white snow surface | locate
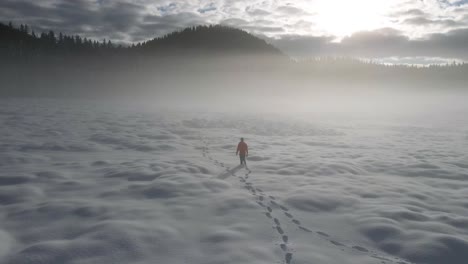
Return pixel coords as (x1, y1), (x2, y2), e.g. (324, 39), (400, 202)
(1, 98), (468, 264)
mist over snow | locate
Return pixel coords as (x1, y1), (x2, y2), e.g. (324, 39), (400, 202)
(1, 98), (468, 264)
(2, 0), (468, 263)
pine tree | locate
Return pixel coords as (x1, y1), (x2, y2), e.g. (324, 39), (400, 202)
(58, 33), (64, 44)
(48, 30), (56, 45)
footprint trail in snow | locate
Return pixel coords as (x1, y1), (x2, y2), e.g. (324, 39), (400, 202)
(200, 139), (413, 264)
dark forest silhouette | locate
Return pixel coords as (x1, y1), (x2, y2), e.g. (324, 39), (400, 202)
(1, 22), (282, 58)
(1, 22), (467, 97)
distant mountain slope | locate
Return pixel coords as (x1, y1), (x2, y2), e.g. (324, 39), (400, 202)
(138, 25), (284, 56)
(0, 22), (283, 58)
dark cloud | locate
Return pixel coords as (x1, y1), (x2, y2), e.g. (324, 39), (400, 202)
(0, 0), (50, 17)
(338, 28), (409, 57)
(245, 8), (271, 16)
(443, 0), (468, 7)
(391, 8), (428, 17)
(220, 17), (285, 35)
(271, 27), (468, 59)
(143, 11), (203, 25)
(220, 18), (249, 26)
(0, 0), (145, 41)
(403, 17), (463, 27)
(198, 3), (217, 14)
(244, 25), (285, 33)
(276, 5), (308, 15)
(391, 7), (465, 29)
(0, 0), (207, 42)
(269, 35), (336, 57)
(157, 3), (177, 13)
(101, 2), (145, 32)
(136, 12), (205, 41)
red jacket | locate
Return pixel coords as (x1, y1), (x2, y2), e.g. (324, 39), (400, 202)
(237, 141), (248, 155)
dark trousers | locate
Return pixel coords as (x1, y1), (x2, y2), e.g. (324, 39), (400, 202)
(239, 154), (246, 165)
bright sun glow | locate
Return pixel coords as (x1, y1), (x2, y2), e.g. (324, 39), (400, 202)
(312, 0), (394, 37)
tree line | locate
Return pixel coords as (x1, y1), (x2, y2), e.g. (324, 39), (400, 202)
(0, 21), (467, 97)
(0, 22), (284, 59)
(2, 21), (467, 69)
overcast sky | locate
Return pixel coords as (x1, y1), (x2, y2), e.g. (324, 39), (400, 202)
(1, 0), (468, 62)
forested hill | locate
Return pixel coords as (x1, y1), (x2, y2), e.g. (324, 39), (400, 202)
(138, 25), (282, 55)
(0, 22), (283, 58)
(0, 22), (117, 57)
(1, 21), (468, 98)
(0, 22), (287, 97)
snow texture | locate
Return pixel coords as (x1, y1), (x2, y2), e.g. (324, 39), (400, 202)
(1, 98), (468, 264)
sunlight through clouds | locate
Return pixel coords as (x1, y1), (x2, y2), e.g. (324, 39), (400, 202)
(311, 0), (395, 37)
(1, 0), (467, 40)
(0, 0), (467, 61)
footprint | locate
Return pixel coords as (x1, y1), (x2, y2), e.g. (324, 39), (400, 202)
(256, 188), (263, 192)
(257, 201), (266, 207)
(371, 255), (392, 262)
(265, 212), (272, 218)
(276, 226), (284, 235)
(299, 226), (313, 232)
(352, 246), (369, 252)
(274, 218), (281, 226)
(317, 231), (330, 237)
(330, 240), (345, 247)
(270, 200), (279, 207)
(285, 253), (293, 264)
(279, 205), (289, 211)
(280, 244), (287, 251)
(259, 196), (264, 201)
(292, 219), (301, 225)
(269, 195), (276, 200)
(282, 235), (288, 243)
(284, 212), (293, 218)
(267, 207), (272, 212)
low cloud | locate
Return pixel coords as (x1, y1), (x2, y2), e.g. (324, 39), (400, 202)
(403, 17), (463, 27)
(270, 27), (468, 60)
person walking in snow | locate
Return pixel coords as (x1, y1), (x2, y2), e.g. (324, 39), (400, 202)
(236, 137), (248, 165)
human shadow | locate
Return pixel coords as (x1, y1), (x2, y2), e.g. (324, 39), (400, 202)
(217, 164), (243, 179)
